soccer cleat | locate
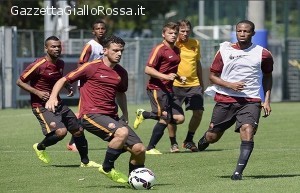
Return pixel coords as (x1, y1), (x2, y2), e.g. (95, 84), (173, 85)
(133, 109), (145, 129)
(231, 172), (243, 180)
(198, 136), (210, 151)
(170, 144), (180, 153)
(98, 165), (128, 184)
(182, 141), (198, 152)
(32, 143), (50, 164)
(80, 161), (101, 168)
(146, 148), (162, 155)
(66, 143), (78, 152)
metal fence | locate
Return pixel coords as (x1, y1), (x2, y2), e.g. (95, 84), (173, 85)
(1, 28), (300, 109)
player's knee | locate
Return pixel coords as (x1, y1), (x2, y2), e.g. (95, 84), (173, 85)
(55, 128), (67, 138)
(71, 129), (84, 137)
(114, 127), (129, 140)
(132, 143), (146, 156)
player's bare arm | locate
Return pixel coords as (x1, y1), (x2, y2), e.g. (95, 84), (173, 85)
(16, 78), (50, 101)
(262, 72), (272, 117)
(209, 71), (245, 91)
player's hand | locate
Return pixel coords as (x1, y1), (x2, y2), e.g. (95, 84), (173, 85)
(37, 91), (50, 102)
(119, 115), (129, 125)
(166, 73), (178, 81)
(179, 76), (187, 84)
(45, 98), (58, 113)
(229, 81), (245, 92)
(261, 103), (271, 118)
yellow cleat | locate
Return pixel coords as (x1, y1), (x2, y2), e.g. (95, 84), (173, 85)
(98, 165), (128, 184)
(133, 109), (145, 129)
(80, 161), (101, 168)
(146, 148), (162, 155)
(32, 143), (50, 164)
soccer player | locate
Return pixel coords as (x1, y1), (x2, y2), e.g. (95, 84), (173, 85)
(133, 22), (185, 154)
(46, 35), (146, 185)
(16, 36), (100, 167)
(67, 19), (107, 152)
(171, 19), (204, 152)
(197, 20), (273, 180)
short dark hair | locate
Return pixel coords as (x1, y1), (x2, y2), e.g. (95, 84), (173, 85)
(44, 36), (60, 46)
(162, 22), (179, 33)
(236, 20), (255, 32)
(177, 19), (192, 29)
(92, 19), (106, 30)
(102, 35), (125, 48)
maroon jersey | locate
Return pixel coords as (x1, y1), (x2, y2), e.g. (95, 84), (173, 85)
(210, 43), (274, 103)
(146, 42), (180, 92)
(65, 59), (128, 118)
(19, 57), (64, 108)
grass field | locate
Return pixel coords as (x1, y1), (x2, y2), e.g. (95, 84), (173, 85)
(1, 102), (300, 193)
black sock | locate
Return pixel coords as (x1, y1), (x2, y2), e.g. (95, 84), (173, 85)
(169, 136), (177, 145)
(103, 147), (124, 172)
(73, 134), (89, 164)
(185, 131), (195, 142)
(69, 136), (75, 145)
(234, 141), (254, 174)
(38, 132), (61, 150)
(129, 163), (145, 175)
(147, 122), (167, 150)
(142, 111), (159, 120)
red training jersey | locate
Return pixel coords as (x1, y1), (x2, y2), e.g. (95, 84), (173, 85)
(65, 59), (128, 118)
(19, 57), (64, 108)
(146, 42), (180, 92)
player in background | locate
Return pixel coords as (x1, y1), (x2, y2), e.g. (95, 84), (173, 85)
(46, 35), (147, 185)
(133, 22), (185, 154)
(67, 19), (107, 152)
(16, 36), (100, 167)
(197, 20), (273, 180)
(170, 19), (204, 152)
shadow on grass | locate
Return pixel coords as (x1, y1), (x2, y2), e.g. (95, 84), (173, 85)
(220, 174), (300, 179)
(51, 164), (80, 167)
(163, 149), (225, 154)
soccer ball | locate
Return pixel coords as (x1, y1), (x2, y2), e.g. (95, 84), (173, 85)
(128, 167), (155, 190)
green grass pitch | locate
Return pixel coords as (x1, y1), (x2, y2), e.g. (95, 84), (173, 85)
(1, 102), (300, 193)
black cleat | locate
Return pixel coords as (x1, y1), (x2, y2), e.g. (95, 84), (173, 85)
(231, 173), (243, 180)
(197, 136), (209, 151)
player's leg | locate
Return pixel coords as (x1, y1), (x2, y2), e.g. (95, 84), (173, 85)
(82, 114), (128, 184)
(231, 102), (260, 180)
(198, 102), (235, 151)
(32, 106), (68, 163)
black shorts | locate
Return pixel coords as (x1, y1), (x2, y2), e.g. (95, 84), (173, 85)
(147, 89), (184, 120)
(32, 103), (79, 135)
(208, 102), (262, 133)
(173, 85), (204, 111)
(81, 114), (142, 146)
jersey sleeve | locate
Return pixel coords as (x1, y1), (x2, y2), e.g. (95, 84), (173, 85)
(78, 44), (92, 65)
(261, 48), (274, 74)
(116, 65), (128, 93)
(210, 50), (223, 73)
(146, 45), (163, 68)
(19, 58), (45, 82)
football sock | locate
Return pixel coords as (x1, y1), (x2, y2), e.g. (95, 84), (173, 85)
(143, 111), (159, 120)
(234, 140), (254, 174)
(185, 131), (195, 142)
(39, 132), (61, 149)
(73, 134), (89, 164)
(147, 122), (167, 150)
(169, 136), (178, 145)
(129, 163), (145, 174)
(103, 147), (124, 172)
(69, 136), (75, 145)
